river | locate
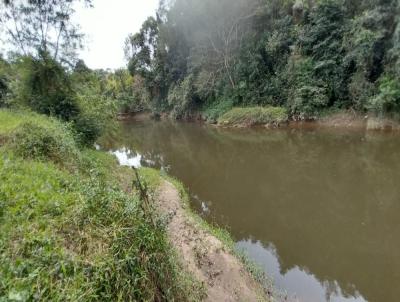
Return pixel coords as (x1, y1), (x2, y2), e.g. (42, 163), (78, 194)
(99, 119), (400, 302)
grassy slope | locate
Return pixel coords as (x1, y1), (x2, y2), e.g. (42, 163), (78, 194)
(0, 110), (202, 301)
(218, 106), (288, 127)
(0, 110), (55, 135)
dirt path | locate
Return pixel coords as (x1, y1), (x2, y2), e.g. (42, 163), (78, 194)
(156, 180), (270, 302)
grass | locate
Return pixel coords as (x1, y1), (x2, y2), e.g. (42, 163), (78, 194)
(0, 109), (80, 169)
(0, 109), (203, 301)
(0, 109), (55, 136)
(201, 99), (233, 123)
(218, 106), (288, 127)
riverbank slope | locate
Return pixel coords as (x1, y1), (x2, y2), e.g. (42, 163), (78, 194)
(124, 108), (400, 131)
(0, 109), (271, 301)
(140, 168), (270, 301)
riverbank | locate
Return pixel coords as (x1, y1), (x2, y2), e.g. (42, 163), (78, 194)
(139, 168), (272, 301)
(0, 109), (271, 301)
(123, 108), (400, 132)
(217, 108), (400, 131)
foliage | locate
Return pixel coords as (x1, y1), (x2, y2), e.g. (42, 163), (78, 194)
(0, 0), (91, 65)
(71, 65), (148, 115)
(125, 0), (400, 119)
(368, 75), (400, 113)
(8, 120), (80, 167)
(202, 99), (234, 123)
(125, 16), (169, 111)
(167, 75), (196, 119)
(4, 55), (119, 145)
(73, 92), (116, 146)
(218, 107), (288, 127)
(0, 56), (10, 106)
(16, 54), (80, 121)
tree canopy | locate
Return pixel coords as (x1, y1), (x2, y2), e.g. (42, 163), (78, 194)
(0, 0), (91, 65)
(125, 0), (400, 120)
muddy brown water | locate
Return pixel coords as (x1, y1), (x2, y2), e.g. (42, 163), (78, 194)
(99, 120), (400, 302)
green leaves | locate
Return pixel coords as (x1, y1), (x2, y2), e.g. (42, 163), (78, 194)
(368, 75), (400, 112)
(0, 0), (87, 64)
(16, 54), (79, 121)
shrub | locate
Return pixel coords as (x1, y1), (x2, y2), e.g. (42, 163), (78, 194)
(348, 71), (376, 110)
(283, 56), (330, 120)
(73, 93), (116, 146)
(202, 99), (234, 123)
(0, 59), (9, 107)
(368, 75), (400, 113)
(290, 85), (329, 120)
(72, 112), (102, 147)
(168, 75), (196, 119)
(9, 120), (80, 166)
(218, 106), (288, 126)
(16, 54), (79, 121)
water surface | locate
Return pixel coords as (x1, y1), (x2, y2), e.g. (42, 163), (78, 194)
(100, 120), (400, 302)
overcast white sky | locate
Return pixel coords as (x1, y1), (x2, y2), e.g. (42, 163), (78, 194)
(74, 0), (159, 70)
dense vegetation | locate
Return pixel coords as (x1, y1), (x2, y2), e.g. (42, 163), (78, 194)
(2, 0), (398, 124)
(125, 0), (400, 121)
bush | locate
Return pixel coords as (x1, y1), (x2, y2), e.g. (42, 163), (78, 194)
(0, 56), (11, 107)
(218, 106), (288, 126)
(202, 99), (234, 123)
(368, 75), (400, 113)
(290, 85), (329, 120)
(9, 120), (80, 166)
(168, 75), (196, 119)
(284, 57), (329, 120)
(72, 112), (103, 147)
(348, 71), (376, 110)
(73, 93), (117, 146)
(16, 54), (80, 121)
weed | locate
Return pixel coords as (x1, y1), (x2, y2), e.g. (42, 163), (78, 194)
(218, 106), (288, 127)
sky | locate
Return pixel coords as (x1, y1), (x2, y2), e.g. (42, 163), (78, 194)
(73, 0), (159, 70)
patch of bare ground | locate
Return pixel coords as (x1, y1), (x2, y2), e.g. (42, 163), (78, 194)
(317, 111), (367, 129)
(317, 111), (400, 131)
(117, 111), (152, 121)
(156, 180), (270, 302)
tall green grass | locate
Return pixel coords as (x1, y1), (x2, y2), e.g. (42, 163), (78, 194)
(0, 109), (55, 135)
(0, 109), (203, 301)
(218, 106), (288, 127)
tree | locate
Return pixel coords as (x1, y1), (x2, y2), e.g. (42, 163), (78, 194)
(124, 0), (399, 119)
(0, 0), (92, 65)
(16, 52), (79, 120)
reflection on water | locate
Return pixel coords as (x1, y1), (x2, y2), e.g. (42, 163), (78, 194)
(237, 240), (366, 302)
(112, 147), (142, 168)
(111, 147), (156, 168)
(99, 120), (400, 302)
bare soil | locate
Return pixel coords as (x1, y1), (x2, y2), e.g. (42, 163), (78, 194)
(312, 112), (400, 131)
(117, 112), (152, 121)
(156, 180), (270, 302)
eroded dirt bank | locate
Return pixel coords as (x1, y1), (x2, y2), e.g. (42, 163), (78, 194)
(121, 111), (400, 132)
(156, 180), (270, 302)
